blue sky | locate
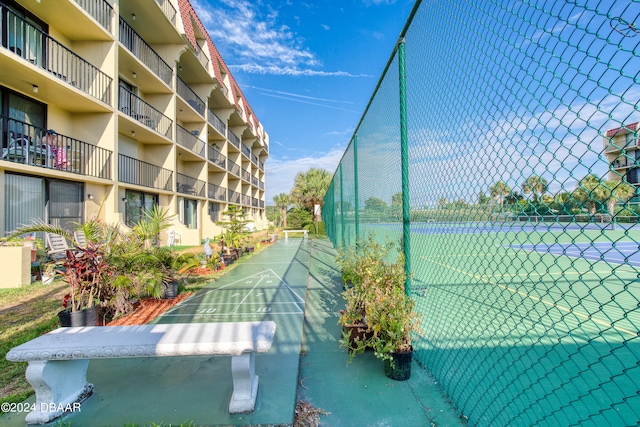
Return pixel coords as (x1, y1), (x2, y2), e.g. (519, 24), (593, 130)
(192, 0), (416, 204)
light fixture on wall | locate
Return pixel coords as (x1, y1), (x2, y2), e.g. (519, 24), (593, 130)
(32, 85), (38, 93)
(132, 14), (136, 21)
(122, 197), (127, 202)
(179, 66), (183, 71)
(132, 72), (137, 79)
(87, 194), (94, 200)
(131, 130), (135, 137)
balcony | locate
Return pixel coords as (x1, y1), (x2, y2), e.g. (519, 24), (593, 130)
(251, 176), (258, 187)
(242, 194), (251, 206)
(241, 144), (251, 159)
(259, 160), (264, 171)
(228, 189), (241, 204)
(251, 153), (258, 166)
(252, 197), (259, 208)
(259, 180), (264, 190)
(227, 160), (240, 177)
(208, 108), (226, 137)
(1, 6), (112, 104)
(192, 41), (210, 72)
(177, 126), (205, 157)
(208, 183), (226, 202)
(176, 172), (205, 197)
(119, 86), (173, 137)
(119, 17), (172, 87)
(228, 130), (240, 149)
(1, 116), (111, 179)
(73, 0), (113, 31)
(177, 77), (205, 116)
(118, 154), (172, 191)
(241, 168), (251, 182)
(604, 138), (638, 154)
(154, 0), (177, 27)
(207, 145), (226, 169)
(260, 200), (264, 209)
(611, 158), (637, 170)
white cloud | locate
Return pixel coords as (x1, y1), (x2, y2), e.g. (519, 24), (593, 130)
(321, 24), (330, 31)
(265, 148), (345, 204)
(229, 63), (371, 78)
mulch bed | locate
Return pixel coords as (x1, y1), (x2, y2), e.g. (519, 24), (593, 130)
(107, 292), (193, 326)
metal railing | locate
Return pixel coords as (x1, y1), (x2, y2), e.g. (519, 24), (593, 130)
(154, 0), (176, 27)
(260, 200), (264, 209)
(207, 108), (226, 136)
(227, 160), (240, 177)
(228, 130), (240, 149)
(176, 172), (205, 197)
(119, 17), (172, 87)
(251, 176), (258, 187)
(259, 160), (264, 171)
(241, 167), (250, 182)
(73, 0), (113, 31)
(177, 77), (205, 116)
(251, 153), (258, 165)
(227, 189), (240, 204)
(118, 85), (173, 137)
(192, 41), (209, 71)
(241, 194), (251, 206)
(207, 145), (226, 169)
(240, 144), (250, 159)
(251, 197), (258, 207)
(208, 183), (226, 201)
(1, 5), (112, 104)
(176, 125), (205, 157)
(0, 116), (111, 179)
(258, 180), (264, 190)
(118, 154), (172, 191)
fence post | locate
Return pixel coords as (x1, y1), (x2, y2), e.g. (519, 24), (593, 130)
(353, 135), (359, 242)
(398, 37), (411, 295)
(339, 163), (345, 248)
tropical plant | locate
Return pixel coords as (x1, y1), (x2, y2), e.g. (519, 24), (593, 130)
(290, 168), (331, 221)
(573, 174), (607, 214)
(273, 193), (291, 228)
(522, 175), (548, 203)
(132, 205), (175, 248)
(489, 180), (511, 208)
(603, 179), (636, 217)
(216, 205), (250, 254)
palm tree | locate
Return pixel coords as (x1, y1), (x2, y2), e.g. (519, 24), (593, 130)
(522, 175), (548, 203)
(573, 174), (607, 214)
(489, 181), (511, 208)
(603, 180), (635, 218)
(273, 193), (291, 228)
(290, 168), (331, 221)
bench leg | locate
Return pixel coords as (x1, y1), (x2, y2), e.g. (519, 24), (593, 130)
(229, 353), (258, 413)
(23, 360), (93, 424)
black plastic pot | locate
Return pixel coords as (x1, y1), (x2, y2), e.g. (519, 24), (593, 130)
(383, 347), (413, 381)
(58, 305), (99, 327)
(163, 281), (179, 299)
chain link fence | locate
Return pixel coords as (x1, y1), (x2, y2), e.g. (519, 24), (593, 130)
(323, 0), (640, 425)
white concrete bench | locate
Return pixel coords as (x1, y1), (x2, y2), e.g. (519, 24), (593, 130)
(283, 229), (308, 240)
(6, 321), (276, 424)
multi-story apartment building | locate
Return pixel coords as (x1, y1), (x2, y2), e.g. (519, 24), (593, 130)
(0, 0), (268, 245)
(604, 122), (639, 194)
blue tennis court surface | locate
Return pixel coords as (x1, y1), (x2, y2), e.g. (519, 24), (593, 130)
(511, 241), (640, 267)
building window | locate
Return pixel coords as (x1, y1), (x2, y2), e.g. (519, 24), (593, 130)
(209, 202), (221, 222)
(1, 86), (46, 151)
(178, 197), (198, 229)
(124, 190), (158, 227)
(4, 173), (82, 235)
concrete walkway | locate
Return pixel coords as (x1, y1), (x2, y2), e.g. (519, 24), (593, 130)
(2, 237), (463, 426)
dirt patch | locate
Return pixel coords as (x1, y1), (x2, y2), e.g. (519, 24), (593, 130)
(107, 292), (193, 326)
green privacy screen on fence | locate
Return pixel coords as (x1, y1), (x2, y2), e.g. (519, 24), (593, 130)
(322, 0), (640, 425)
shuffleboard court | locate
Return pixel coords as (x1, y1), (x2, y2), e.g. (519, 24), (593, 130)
(162, 269), (305, 320)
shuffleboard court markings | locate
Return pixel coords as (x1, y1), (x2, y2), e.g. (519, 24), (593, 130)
(419, 254), (637, 337)
(161, 269), (305, 320)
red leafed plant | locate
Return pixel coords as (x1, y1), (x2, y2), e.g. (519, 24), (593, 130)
(60, 242), (113, 313)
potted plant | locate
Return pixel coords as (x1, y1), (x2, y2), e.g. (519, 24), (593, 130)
(337, 235), (418, 381)
(41, 262), (58, 284)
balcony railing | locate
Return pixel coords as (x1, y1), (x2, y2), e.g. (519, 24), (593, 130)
(207, 108), (226, 136)
(251, 176), (258, 187)
(207, 145), (226, 169)
(251, 153), (258, 165)
(1, 116), (111, 179)
(228, 130), (240, 149)
(259, 180), (264, 190)
(252, 197), (258, 208)
(177, 77), (205, 116)
(612, 159), (637, 169)
(1, 6), (112, 104)
(177, 126), (205, 157)
(228, 189), (241, 204)
(119, 86), (173, 137)
(604, 137), (639, 153)
(241, 144), (250, 159)
(242, 194), (251, 206)
(260, 200), (264, 209)
(73, 0), (113, 31)
(192, 41), (209, 71)
(155, 0), (177, 26)
(227, 160), (240, 177)
(119, 18), (172, 87)
(208, 183), (226, 201)
(176, 172), (205, 197)
(259, 160), (264, 171)
(241, 168), (250, 182)
(118, 154), (172, 191)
